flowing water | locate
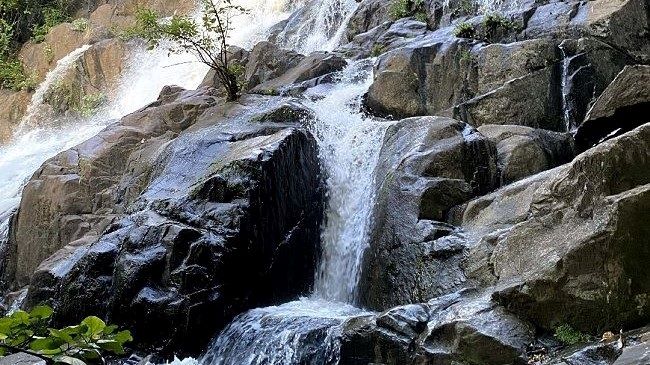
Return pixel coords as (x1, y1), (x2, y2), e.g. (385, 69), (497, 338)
(0, 0), (294, 251)
(1, 0), (389, 363)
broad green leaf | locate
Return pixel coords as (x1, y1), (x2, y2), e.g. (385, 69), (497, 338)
(113, 330), (133, 344)
(97, 339), (124, 354)
(53, 355), (87, 365)
(81, 316), (105, 337)
(30, 336), (64, 351)
(30, 305), (54, 319)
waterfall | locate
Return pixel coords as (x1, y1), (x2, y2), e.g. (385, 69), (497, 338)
(0, 0), (293, 257)
(198, 58), (387, 365)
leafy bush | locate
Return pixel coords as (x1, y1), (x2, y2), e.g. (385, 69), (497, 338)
(0, 305), (132, 364)
(554, 324), (590, 346)
(71, 18), (89, 32)
(32, 6), (69, 43)
(77, 92), (106, 116)
(124, 0), (248, 101)
(371, 44), (386, 57)
(454, 22), (475, 38)
(389, 0), (428, 22)
(0, 58), (36, 91)
(482, 12), (519, 41)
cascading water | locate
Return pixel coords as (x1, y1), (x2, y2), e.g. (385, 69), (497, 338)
(0, 0), (294, 251)
(197, 60), (388, 365)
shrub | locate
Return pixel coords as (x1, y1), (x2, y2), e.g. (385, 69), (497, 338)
(0, 58), (36, 91)
(554, 324), (591, 346)
(389, 0), (428, 22)
(124, 0), (248, 101)
(71, 18), (89, 32)
(0, 305), (132, 364)
(454, 22), (476, 38)
(482, 12), (519, 41)
(371, 44), (386, 57)
(77, 92), (106, 116)
(32, 7), (69, 43)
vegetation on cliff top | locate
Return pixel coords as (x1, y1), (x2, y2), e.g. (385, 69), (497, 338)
(0, 305), (132, 364)
(0, 0), (75, 90)
(124, 0), (248, 101)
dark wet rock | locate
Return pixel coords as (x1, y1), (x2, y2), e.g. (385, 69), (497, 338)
(360, 116), (497, 309)
(477, 124), (575, 185)
(558, 38), (632, 131)
(250, 52), (347, 95)
(340, 290), (534, 365)
(244, 41), (305, 90)
(575, 65), (650, 151)
(10, 94), (323, 356)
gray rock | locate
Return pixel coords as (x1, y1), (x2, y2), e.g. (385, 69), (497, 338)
(244, 41), (305, 90)
(0, 353), (46, 365)
(360, 116), (497, 309)
(477, 124), (575, 185)
(250, 52), (347, 95)
(340, 290), (534, 365)
(575, 65), (650, 151)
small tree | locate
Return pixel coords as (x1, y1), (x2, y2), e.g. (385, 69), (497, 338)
(126, 0), (248, 101)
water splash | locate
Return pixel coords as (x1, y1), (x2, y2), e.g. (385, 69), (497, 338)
(275, 0), (358, 54)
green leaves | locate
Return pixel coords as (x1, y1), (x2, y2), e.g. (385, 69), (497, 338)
(0, 305), (133, 364)
(123, 0), (248, 101)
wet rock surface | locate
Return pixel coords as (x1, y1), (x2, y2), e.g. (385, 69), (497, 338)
(1, 0), (649, 363)
(4, 89), (324, 355)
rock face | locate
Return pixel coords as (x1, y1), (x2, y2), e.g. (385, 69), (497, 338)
(4, 89), (324, 355)
(360, 116), (497, 310)
(477, 125), (574, 185)
(340, 290), (534, 365)
(575, 65), (650, 151)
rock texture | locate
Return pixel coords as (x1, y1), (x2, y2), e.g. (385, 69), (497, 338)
(360, 116), (497, 309)
(4, 89), (324, 355)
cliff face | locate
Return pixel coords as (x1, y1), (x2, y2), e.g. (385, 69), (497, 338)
(0, 0), (649, 363)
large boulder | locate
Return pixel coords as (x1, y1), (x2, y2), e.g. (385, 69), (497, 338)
(575, 65), (650, 151)
(360, 116), (497, 310)
(458, 122), (650, 334)
(250, 52), (347, 95)
(477, 124), (575, 185)
(340, 290), (534, 365)
(0, 90), (32, 143)
(11, 92), (324, 356)
(244, 41), (305, 90)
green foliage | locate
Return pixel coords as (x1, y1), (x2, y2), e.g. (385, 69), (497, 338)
(77, 93), (106, 116)
(32, 6), (69, 43)
(554, 324), (590, 346)
(371, 44), (386, 57)
(71, 18), (89, 32)
(454, 21), (475, 38)
(0, 58), (35, 91)
(389, 0), (428, 22)
(124, 0), (248, 101)
(0, 305), (133, 364)
(481, 12), (519, 41)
